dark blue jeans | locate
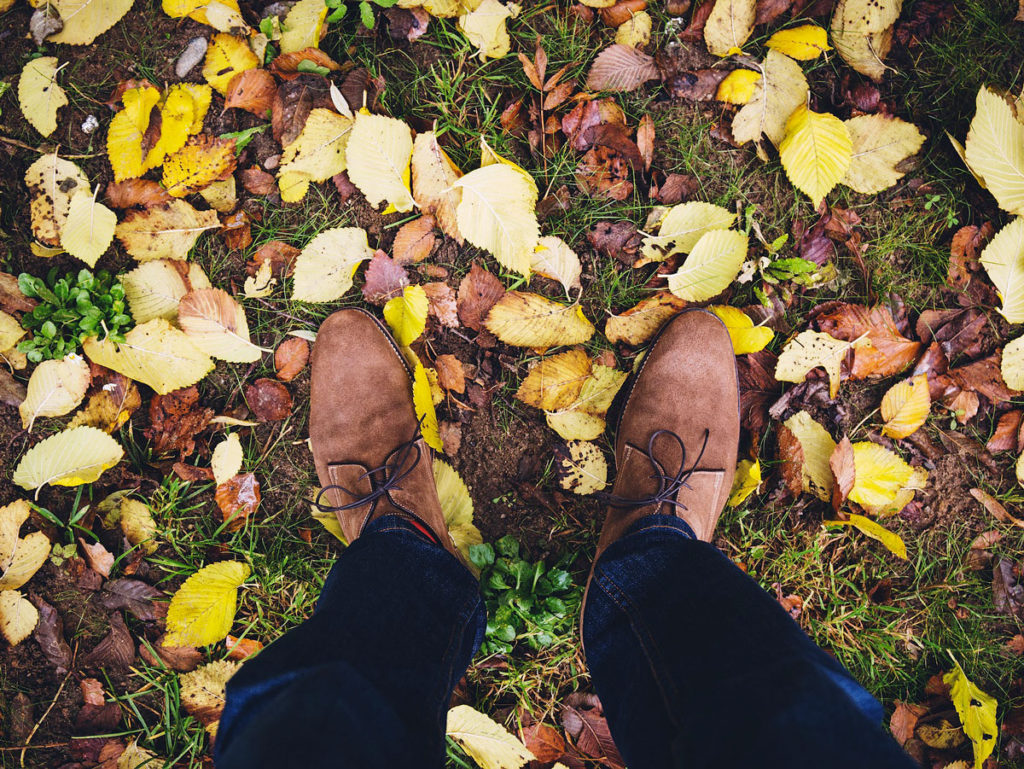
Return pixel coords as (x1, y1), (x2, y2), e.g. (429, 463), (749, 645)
(216, 515), (914, 768)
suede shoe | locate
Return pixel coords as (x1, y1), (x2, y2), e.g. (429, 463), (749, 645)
(309, 309), (462, 562)
(594, 308), (741, 561)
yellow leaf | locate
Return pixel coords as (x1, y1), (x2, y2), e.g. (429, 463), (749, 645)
(604, 293), (688, 347)
(782, 411), (836, 501)
(556, 440), (608, 495)
(279, 0), (328, 53)
(0, 532), (50, 590)
(944, 660), (998, 769)
(309, 490), (347, 544)
(458, 0), (516, 59)
(530, 236), (582, 296)
(484, 292), (595, 349)
(775, 329), (853, 398)
(829, 0), (901, 81)
(765, 24), (831, 60)
(165, 561), (250, 647)
(433, 458), (482, 562)
(19, 353), (91, 430)
(291, 227), (375, 302)
(412, 362), (443, 451)
(244, 260), (276, 298)
(106, 86), (162, 182)
(666, 229), (749, 301)
(640, 202), (737, 263)
(120, 498), (158, 554)
(174, 82), (213, 135)
(727, 458), (761, 506)
(0, 311), (26, 353)
(277, 108), (354, 202)
(18, 57), (67, 137)
(178, 288), (262, 363)
(345, 111), (415, 213)
(0, 501), (31, 572)
(779, 106), (852, 208)
(163, 0), (242, 28)
(842, 114), (926, 194)
(849, 441), (924, 513)
(704, 0), (756, 56)
(69, 381), (142, 434)
(199, 177), (237, 213)
(122, 260), (212, 323)
(479, 136), (538, 192)
(615, 9), (651, 48)
(716, 69), (760, 104)
(203, 33), (259, 95)
(828, 513), (907, 559)
(979, 217), (1024, 323)
(0, 590), (39, 646)
(47, 0), (136, 45)
(446, 705), (535, 769)
(880, 374), (930, 439)
(1002, 334), (1024, 389)
(965, 86), (1024, 216)
(515, 349), (592, 411)
(732, 50), (808, 147)
(115, 199), (221, 261)
(709, 306), (773, 354)
(144, 85), (204, 169)
(454, 164), (539, 276)
(180, 660), (240, 734)
(117, 740), (160, 769)
(12, 426), (123, 496)
(212, 434), (244, 486)
(163, 135), (237, 197)
(60, 189), (117, 268)
(384, 285), (429, 347)
(25, 152), (90, 247)
(82, 319), (214, 395)
(545, 364), (627, 441)
(411, 131), (464, 243)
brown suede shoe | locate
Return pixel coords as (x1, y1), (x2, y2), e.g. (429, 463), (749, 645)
(593, 309), (741, 561)
(309, 309), (463, 562)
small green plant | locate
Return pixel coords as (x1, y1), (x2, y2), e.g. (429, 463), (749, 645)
(17, 267), (132, 362)
(324, 0), (398, 28)
(923, 193), (960, 228)
(469, 535), (581, 655)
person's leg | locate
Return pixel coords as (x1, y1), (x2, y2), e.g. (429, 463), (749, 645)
(583, 514), (915, 769)
(216, 515), (485, 768)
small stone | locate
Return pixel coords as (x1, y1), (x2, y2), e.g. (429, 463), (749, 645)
(81, 115), (100, 135)
(263, 154), (281, 171)
(175, 37), (208, 79)
(30, 7), (63, 45)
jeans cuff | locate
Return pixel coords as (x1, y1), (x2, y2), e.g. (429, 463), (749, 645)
(363, 514), (433, 540)
(623, 513), (696, 541)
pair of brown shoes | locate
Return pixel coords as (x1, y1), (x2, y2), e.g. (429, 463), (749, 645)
(310, 309), (740, 565)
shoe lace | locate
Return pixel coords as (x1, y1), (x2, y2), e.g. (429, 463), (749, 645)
(596, 428), (710, 511)
(313, 425), (423, 513)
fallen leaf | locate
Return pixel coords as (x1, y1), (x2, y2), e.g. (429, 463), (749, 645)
(384, 285), (429, 347)
(704, 0), (756, 56)
(25, 152), (89, 247)
(485, 292), (595, 349)
(561, 694), (624, 768)
(165, 561), (250, 647)
(362, 252), (411, 305)
(604, 292), (687, 346)
(18, 56), (68, 137)
(277, 108), (354, 202)
(667, 229), (749, 301)
(246, 378), (292, 422)
(458, 263), (506, 331)
(292, 227), (374, 302)
(732, 49), (808, 147)
(115, 199), (220, 261)
(178, 288), (262, 363)
(709, 306), (773, 354)
(215, 472), (260, 530)
(586, 44), (660, 92)
(139, 633), (202, 671)
(393, 216), (438, 265)
(240, 167), (277, 195)
(0, 589), (39, 646)
(144, 385), (214, 457)
(780, 106), (853, 208)
(814, 303), (921, 380)
(19, 353), (91, 430)
(122, 259), (211, 324)
(881, 374), (930, 439)
(828, 513), (908, 559)
(890, 701), (928, 746)
(424, 282), (460, 328)
(275, 337), (309, 381)
(944, 660), (998, 768)
(766, 23), (831, 60)
(100, 578), (165, 621)
(120, 498), (159, 554)
(727, 458), (761, 506)
(47, 0), (134, 45)
(435, 354), (466, 394)
(546, 364), (627, 440)
(83, 611), (134, 669)
(455, 163), (539, 277)
(716, 68), (761, 104)
(162, 135), (238, 197)
(521, 723), (565, 763)
(79, 539), (114, 578)
(225, 634), (263, 660)
(516, 349), (592, 411)
(180, 659), (240, 731)
(849, 441), (927, 516)
(31, 594), (72, 673)
(842, 115), (926, 194)
(458, 0), (517, 59)
(411, 131), (464, 243)
(13, 426), (123, 497)
(224, 69), (276, 116)
(203, 32), (259, 95)
(830, 0), (901, 82)
(345, 111), (415, 213)
(779, 411), (836, 501)
(964, 87), (1024, 216)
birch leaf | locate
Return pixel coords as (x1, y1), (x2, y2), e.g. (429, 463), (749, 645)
(120, 498), (158, 554)
(0, 501), (30, 572)
(585, 44), (660, 92)
(709, 306), (773, 354)
(484, 292), (595, 348)
(26, 153), (90, 248)
(545, 364), (627, 441)
(556, 440), (608, 495)
(765, 24), (831, 60)
(979, 217), (1024, 323)
(779, 106), (853, 209)
(19, 354), (91, 430)
(164, 561), (250, 647)
(1001, 334), (1024, 390)
(18, 57), (67, 137)
(455, 164), (539, 276)
(880, 374), (930, 439)
(732, 50), (808, 147)
(106, 86), (161, 182)
(640, 202), (737, 263)
(704, 0), (756, 56)
(384, 285), (429, 347)
(666, 229), (748, 302)
(604, 293), (688, 346)
(841, 114), (925, 194)
(716, 69), (760, 104)
(47, 0), (136, 45)
(0, 590), (39, 646)
(458, 0), (515, 59)
(279, 0), (327, 54)
(829, 513), (907, 559)
(944, 661), (998, 769)
(162, 136), (238, 197)
(122, 260), (211, 323)
(60, 189), (117, 268)
(13, 426), (124, 495)
(775, 330), (853, 398)
(781, 411), (836, 501)
(115, 200), (221, 261)
(446, 705), (535, 769)
(530, 236), (582, 296)
(178, 288), (262, 363)
(0, 533), (50, 590)
(411, 131), (464, 243)
(277, 108), (353, 202)
(849, 441), (924, 513)
(615, 9), (651, 47)
(413, 362), (442, 451)
(82, 319), (214, 395)
(211, 434), (243, 486)
(291, 227), (374, 302)
(203, 33), (259, 95)
(345, 111), (415, 213)
(727, 458), (761, 506)
(964, 86), (1024, 216)
(433, 458), (482, 561)
(515, 349), (591, 411)
(829, 0), (901, 82)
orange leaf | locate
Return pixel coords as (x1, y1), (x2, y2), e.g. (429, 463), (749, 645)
(215, 473), (260, 531)
(224, 70), (277, 117)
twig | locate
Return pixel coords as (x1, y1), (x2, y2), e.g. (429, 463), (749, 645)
(19, 667), (73, 767)
(0, 135), (100, 159)
(0, 743), (67, 752)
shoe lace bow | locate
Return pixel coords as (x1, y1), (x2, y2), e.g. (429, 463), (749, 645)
(596, 428), (709, 511)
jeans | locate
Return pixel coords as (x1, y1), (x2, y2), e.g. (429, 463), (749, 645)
(216, 514), (914, 769)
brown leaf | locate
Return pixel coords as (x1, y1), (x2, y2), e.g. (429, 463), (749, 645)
(393, 216), (437, 265)
(139, 633), (203, 672)
(665, 68), (728, 101)
(987, 411), (1022, 452)
(994, 558), (1024, 618)
(79, 538), (114, 578)
(105, 179), (173, 210)
(636, 113), (655, 171)
(652, 172), (698, 205)
(221, 210), (252, 250)
(561, 693), (625, 769)
(521, 722), (566, 762)
(83, 612), (134, 670)
(271, 74), (332, 146)
(890, 701), (927, 746)
(241, 166), (277, 196)
(0, 368), (27, 407)
(457, 263), (506, 331)
(829, 436), (855, 511)
(737, 350), (779, 435)
(80, 678), (106, 706)
(440, 420), (462, 456)
(248, 240), (300, 279)
(435, 355), (466, 394)
(1008, 634), (1024, 655)
(362, 252), (410, 305)
(224, 69), (277, 117)
(915, 308), (991, 364)
(935, 353), (1019, 407)
(333, 171), (359, 202)
(773, 583), (803, 619)
(226, 634), (263, 660)
(173, 462), (216, 482)
(776, 423), (805, 498)
(383, 7), (430, 41)
(76, 702), (122, 733)
(948, 223), (993, 291)
(275, 337), (309, 382)
(587, 220), (641, 265)
(340, 67), (384, 114)
(604, 292), (687, 346)
(576, 145), (633, 200)
(813, 302), (921, 379)
(0, 271), (37, 314)
(795, 210), (836, 266)
(30, 594), (72, 673)
(246, 378), (292, 422)
(9, 692), (33, 744)
(600, 0), (648, 26)
(586, 45), (660, 92)
(423, 282), (459, 328)
(970, 487), (1024, 528)
(215, 472), (261, 530)
(70, 366), (142, 433)
(680, 0), (714, 40)
(755, 0), (793, 24)
(144, 386), (214, 458)
(99, 579), (166, 621)
(269, 48), (342, 79)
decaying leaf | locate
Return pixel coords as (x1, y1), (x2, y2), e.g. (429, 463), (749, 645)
(732, 50), (808, 147)
(704, 0), (756, 56)
(555, 440), (608, 495)
(215, 472), (260, 530)
(203, 32), (259, 95)
(122, 259), (212, 323)
(779, 410), (836, 501)
(277, 108), (353, 202)
(413, 362), (443, 451)
(775, 330), (856, 397)
(18, 56), (68, 137)
(26, 152), (90, 248)
(485, 292), (595, 349)
(830, 0), (902, 82)
(458, 263), (506, 331)
(516, 349), (592, 411)
(0, 590), (39, 646)
(274, 337), (309, 382)
(842, 115), (926, 194)
(245, 378), (293, 422)
(115, 199), (220, 261)
(165, 561), (250, 647)
(586, 44), (660, 92)
(604, 293), (688, 346)
(546, 364), (627, 440)
(411, 131), (464, 243)
(944, 660), (998, 768)
(47, 0), (136, 45)
(180, 659), (240, 732)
